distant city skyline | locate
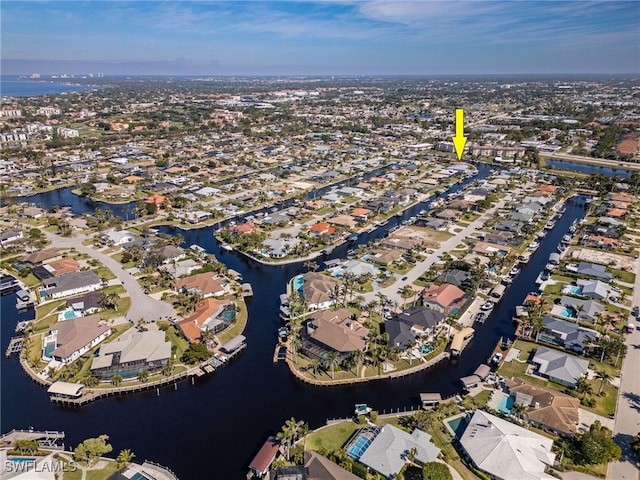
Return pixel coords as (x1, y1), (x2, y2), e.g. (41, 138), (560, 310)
(2, 1), (638, 76)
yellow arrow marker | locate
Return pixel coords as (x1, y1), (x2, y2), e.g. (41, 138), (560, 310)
(452, 108), (467, 160)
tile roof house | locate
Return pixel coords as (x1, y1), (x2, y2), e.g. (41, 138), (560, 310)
(380, 237), (422, 251)
(174, 272), (225, 297)
(356, 425), (440, 479)
(299, 272), (341, 310)
(91, 330), (171, 380)
(22, 247), (62, 265)
(385, 306), (446, 349)
(421, 283), (466, 314)
(458, 410), (556, 480)
(309, 222), (336, 236)
(369, 249), (404, 266)
(532, 346), (589, 388)
(306, 308), (369, 355)
(506, 378), (580, 434)
(48, 258), (81, 276)
(177, 298), (235, 342)
(65, 291), (104, 316)
(43, 314), (112, 365)
(301, 450), (361, 480)
(153, 245), (186, 264)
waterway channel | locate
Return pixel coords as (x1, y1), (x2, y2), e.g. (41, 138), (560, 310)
(1, 167), (588, 479)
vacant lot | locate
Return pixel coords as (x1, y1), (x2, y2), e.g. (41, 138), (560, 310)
(395, 225), (453, 249)
(570, 248), (636, 271)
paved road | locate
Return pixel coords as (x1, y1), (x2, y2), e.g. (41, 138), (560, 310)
(607, 253), (640, 480)
(363, 198), (506, 307)
(43, 230), (173, 322)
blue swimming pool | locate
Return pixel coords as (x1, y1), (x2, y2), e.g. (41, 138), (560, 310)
(130, 472), (154, 480)
(10, 457), (36, 463)
(421, 344), (434, 355)
(222, 310), (235, 322)
(64, 310), (78, 320)
(497, 395), (514, 414)
(569, 286), (582, 295)
(346, 436), (372, 460)
(43, 342), (56, 358)
(293, 276), (304, 291)
(447, 416), (469, 438)
(560, 306), (577, 318)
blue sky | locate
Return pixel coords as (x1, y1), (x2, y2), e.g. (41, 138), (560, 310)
(2, 1), (638, 75)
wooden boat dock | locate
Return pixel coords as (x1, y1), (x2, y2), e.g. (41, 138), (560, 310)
(5, 337), (24, 357)
(0, 429), (65, 450)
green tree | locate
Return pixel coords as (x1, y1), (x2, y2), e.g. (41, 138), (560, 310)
(181, 343), (212, 364)
(422, 462), (452, 480)
(594, 370), (611, 395)
(74, 434), (113, 467)
(116, 449), (135, 471)
(79, 182), (97, 197)
(578, 421), (621, 464)
(111, 374), (123, 386)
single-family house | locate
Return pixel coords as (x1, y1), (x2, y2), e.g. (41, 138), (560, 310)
(304, 308), (369, 358)
(177, 297), (236, 342)
(532, 346), (589, 388)
(309, 222), (336, 237)
(352, 425), (440, 479)
(101, 229), (138, 246)
(297, 272), (341, 310)
(175, 272), (225, 297)
(557, 296), (604, 324)
(0, 228), (23, 246)
(90, 330), (171, 380)
(422, 283), (466, 314)
(576, 262), (613, 281)
(437, 269), (469, 287)
(505, 378), (580, 435)
(385, 306), (446, 348)
(540, 316), (598, 353)
(458, 410), (556, 480)
(22, 247), (62, 265)
(40, 270), (102, 300)
(153, 245), (186, 264)
(42, 315), (112, 365)
(575, 279), (612, 301)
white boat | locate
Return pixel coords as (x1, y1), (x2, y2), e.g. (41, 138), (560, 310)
(354, 404), (372, 415)
(221, 244), (233, 251)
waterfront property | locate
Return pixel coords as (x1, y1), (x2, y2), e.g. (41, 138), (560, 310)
(531, 346), (589, 388)
(458, 410), (556, 480)
(248, 436), (281, 478)
(540, 316), (598, 353)
(174, 272), (225, 297)
(177, 297), (236, 342)
(505, 378), (580, 434)
(296, 272), (342, 310)
(39, 270), (102, 300)
(384, 306), (446, 349)
(90, 330), (171, 380)
(345, 424), (440, 479)
(42, 314), (112, 365)
(303, 308), (369, 360)
(421, 283), (467, 314)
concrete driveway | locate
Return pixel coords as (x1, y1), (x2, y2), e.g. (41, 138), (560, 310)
(44, 230), (173, 322)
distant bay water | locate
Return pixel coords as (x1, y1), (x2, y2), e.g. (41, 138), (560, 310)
(0, 75), (95, 97)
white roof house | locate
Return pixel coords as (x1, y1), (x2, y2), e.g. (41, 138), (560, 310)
(459, 410), (556, 480)
(358, 425), (440, 479)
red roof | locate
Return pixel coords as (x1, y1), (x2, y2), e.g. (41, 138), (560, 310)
(249, 436), (280, 474)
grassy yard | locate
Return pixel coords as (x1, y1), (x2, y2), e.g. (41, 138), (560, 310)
(611, 268), (636, 284)
(217, 297), (248, 345)
(94, 266), (116, 281)
(305, 421), (360, 452)
(498, 339), (618, 417)
(158, 320), (190, 361)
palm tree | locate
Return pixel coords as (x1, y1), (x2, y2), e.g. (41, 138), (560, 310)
(111, 374), (123, 387)
(511, 401), (527, 420)
(303, 261), (318, 272)
(276, 427), (292, 461)
(309, 358), (322, 378)
(137, 370), (149, 383)
(100, 291), (119, 311)
(595, 370), (611, 395)
(531, 314), (545, 343)
(353, 349), (365, 377)
(576, 377), (592, 399)
(116, 449), (135, 471)
(325, 351), (339, 380)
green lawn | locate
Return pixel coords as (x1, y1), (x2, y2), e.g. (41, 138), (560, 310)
(305, 422), (360, 452)
(217, 297), (248, 345)
(611, 268), (636, 284)
(158, 321), (190, 361)
(94, 266), (116, 281)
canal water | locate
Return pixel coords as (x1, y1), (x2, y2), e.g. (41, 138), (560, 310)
(546, 159), (636, 178)
(1, 168), (588, 479)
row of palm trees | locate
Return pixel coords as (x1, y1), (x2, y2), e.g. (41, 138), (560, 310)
(276, 417), (308, 461)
